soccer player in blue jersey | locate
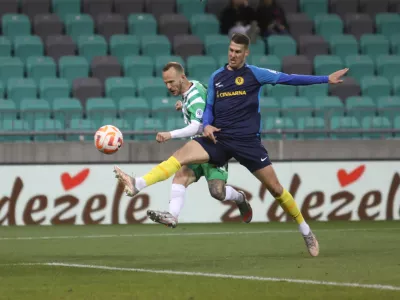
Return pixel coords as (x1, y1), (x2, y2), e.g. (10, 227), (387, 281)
(114, 33), (348, 257)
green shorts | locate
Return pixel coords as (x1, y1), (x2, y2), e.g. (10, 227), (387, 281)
(188, 162), (228, 182)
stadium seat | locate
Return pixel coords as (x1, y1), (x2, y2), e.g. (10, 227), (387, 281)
(376, 96), (400, 121)
(281, 97), (313, 124)
(375, 13), (400, 38)
(0, 57), (24, 82)
(258, 97), (280, 118)
(266, 35), (297, 59)
(7, 78), (37, 109)
(187, 55), (217, 79)
(205, 35), (230, 60)
(83, 0), (113, 20)
(300, 0), (328, 19)
(265, 84), (297, 99)
(359, 0), (389, 17)
(329, 35), (359, 61)
(20, 98), (51, 128)
(86, 97), (117, 127)
(389, 0), (400, 13)
(155, 55), (185, 76)
(344, 55), (375, 83)
(314, 14), (343, 41)
(151, 96), (178, 125)
(66, 118), (96, 141)
(344, 14), (374, 40)
(263, 117), (296, 140)
(286, 13), (313, 41)
(314, 55), (343, 75)
(297, 117), (327, 139)
(329, 0), (359, 18)
(119, 97), (150, 128)
(206, 0), (229, 17)
(2, 14), (31, 39)
(165, 116), (186, 132)
(21, 0), (51, 21)
(77, 35), (107, 63)
(0, 99), (17, 122)
(133, 117), (164, 140)
(65, 14), (95, 43)
(159, 14), (190, 42)
(330, 116), (361, 139)
(72, 77), (103, 107)
(345, 96), (376, 121)
(114, 0), (145, 18)
(59, 56), (90, 85)
(33, 14), (63, 41)
(128, 14), (157, 37)
(391, 35), (400, 55)
(361, 116), (392, 139)
(173, 35), (204, 60)
(299, 35), (330, 60)
(282, 55), (313, 75)
(39, 78), (70, 105)
(137, 77), (168, 101)
(26, 56), (57, 85)
(360, 34), (390, 60)
(314, 96), (344, 118)
(275, 0), (298, 13)
(52, 97), (83, 126)
(360, 76), (391, 99)
(110, 35), (140, 64)
(376, 55), (400, 82)
(52, 0), (81, 21)
(96, 14), (126, 41)
(141, 35), (171, 59)
(248, 39), (266, 57)
(0, 0), (18, 20)
(0, 82), (5, 98)
(297, 85), (328, 104)
(123, 55), (154, 81)
(249, 55), (281, 71)
(190, 14), (219, 41)
(329, 77), (361, 101)
(178, 0), (206, 20)
(0, 37), (12, 57)
(146, 0), (176, 20)
(13, 35), (44, 63)
(90, 56), (122, 82)
(33, 118), (64, 141)
(105, 77), (136, 105)
(45, 35), (77, 62)
(0, 120), (31, 142)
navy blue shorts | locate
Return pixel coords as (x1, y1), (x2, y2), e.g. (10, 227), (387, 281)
(193, 136), (272, 173)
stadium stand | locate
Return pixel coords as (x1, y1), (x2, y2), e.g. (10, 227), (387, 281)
(0, 0), (399, 141)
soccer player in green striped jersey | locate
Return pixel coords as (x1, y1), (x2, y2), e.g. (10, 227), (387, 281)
(146, 62), (252, 228)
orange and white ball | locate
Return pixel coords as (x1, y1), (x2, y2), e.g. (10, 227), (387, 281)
(94, 125), (124, 154)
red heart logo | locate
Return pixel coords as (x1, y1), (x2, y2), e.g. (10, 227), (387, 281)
(61, 168), (90, 191)
(337, 165), (365, 187)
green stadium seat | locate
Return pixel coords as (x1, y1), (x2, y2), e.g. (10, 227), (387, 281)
(392, 76), (400, 96)
(0, 37), (11, 57)
(297, 117), (327, 139)
(281, 97), (313, 124)
(66, 118), (96, 141)
(65, 14), (94, 43)
(123, 55), (154, 81)
(137, 77), (168, 101)
(33, 118), (64, 141)
(344, 55), (374, 83)
(119, 97), (151, 128)
(151, 97), (178, 125)
(110, 35), (140, 64)
(0, 57), (24, 82)
(360, 76), (391, 99)
(40, 78), (70, 105)
(128, 14), (157, 37)
(248, 39), (266, 57)
(329, 35), (359, 61)
(59, 56), (89, 85)
(249, 55), (281, 71)
(300, 0), (328, 19)
(259, 97), (280, 118)
(330, 116), (361, 139)
(0, 81), (4, 98)
(101, 117), (132, 139)
(155, 55), (185, 76)
(190, 14), (219, 41)
(86, 98), (117, 127)
(77, 35), (107, 63)
(0, 120), (31, 142)
(178, 0), (206, 20)
(360, 34), (390, 60)
(105, 77), (136, 105)
(314, 55), (343, 75)
(52, 0), (81, 21)
(375, 13), (400, 39)
(345, 96), (376, 121)
(141, 35), (171, 59)
(53, 97), (83, 126)
(133, 117), (163, 141)
(20, 98), (51, 128)
(314, 96), (344, 118)
(205, 35), (230, 60)
(165, 116), (186, 131)
(361, 116), (392, 139)
(376, 96), (400, 122)
(266, 36), (297, 59)
(187, 55), (217, 79)
(217, 55), (227, 68)
(297, 85), (328, 104)
(0, 99), (17, 122)
(263, 117), (296, 140)
(7, 78), (37, 109)
(376, 55), (400, 82)
(314, 14), (343, 41)
(265, 84), (296, 99)
(14, 36), (44, 63)
(26, 56), (57, 85)
(390, 35), (400, 55)
(2, 14), (31, 40)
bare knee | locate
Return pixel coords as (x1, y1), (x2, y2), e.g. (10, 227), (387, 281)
(208, 180), (226, 201)
(172, 167), (195, 188)
(268, 182), (283, 198)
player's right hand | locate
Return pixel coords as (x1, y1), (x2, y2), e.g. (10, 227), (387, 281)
(175, 100), (183, 111)
(156, 132), (171, 143)
(204, 125), (221, 144)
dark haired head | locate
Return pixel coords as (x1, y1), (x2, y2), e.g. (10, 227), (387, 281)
(230, 33), (250, 48)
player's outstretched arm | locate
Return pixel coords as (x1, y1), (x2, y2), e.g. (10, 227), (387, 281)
(156, 121), (202, 143)
(203, 72), (221, 144)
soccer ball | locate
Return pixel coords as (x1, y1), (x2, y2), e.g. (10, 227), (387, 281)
(94, 125), (124, 154)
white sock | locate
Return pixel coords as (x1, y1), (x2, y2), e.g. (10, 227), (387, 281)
(224, 186), (244, 203)
(169, 184), (186, 218)
(135, 177), (147, 191)
(298, 221), (311, 236)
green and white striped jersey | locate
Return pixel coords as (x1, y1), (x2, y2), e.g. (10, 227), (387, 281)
(181, 80), (207, 126)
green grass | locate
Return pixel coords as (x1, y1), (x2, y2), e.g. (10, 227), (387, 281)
(0, 221), (399, 300)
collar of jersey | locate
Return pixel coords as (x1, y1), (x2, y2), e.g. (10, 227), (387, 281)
(182, 81), (195, 100)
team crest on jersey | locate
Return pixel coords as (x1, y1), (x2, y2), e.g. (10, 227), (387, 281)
(196, 108), (203, 119)
(235, 76), (244, 85)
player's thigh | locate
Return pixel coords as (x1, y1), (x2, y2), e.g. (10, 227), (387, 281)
(172, 140), (210, 166)
(191, 137), (230, 168)
(252, 165), (283, 198)
(172, 165), (198, 188)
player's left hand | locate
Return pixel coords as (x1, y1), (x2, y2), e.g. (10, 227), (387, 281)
(328, 68), (349, 84)
(156, 132), (172, 143)
(204, 125), (221, 144)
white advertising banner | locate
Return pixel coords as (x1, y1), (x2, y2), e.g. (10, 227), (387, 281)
(0, 161), (399, 226)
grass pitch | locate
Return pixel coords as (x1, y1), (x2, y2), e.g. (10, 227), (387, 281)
(0, 221), (399, 300)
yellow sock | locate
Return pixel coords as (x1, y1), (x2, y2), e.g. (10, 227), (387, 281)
(275, 188), (305, 224)
(142, 156), (181, 187)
